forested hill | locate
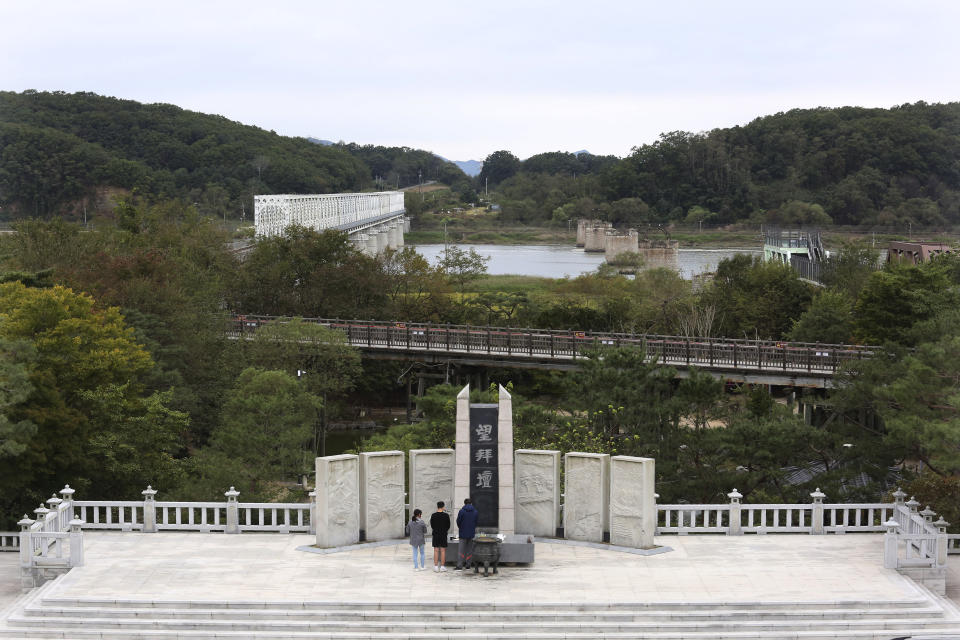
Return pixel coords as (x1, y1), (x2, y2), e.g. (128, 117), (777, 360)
(615, 103), (960, 225)
(0, 91), (406, 220)
(493, 102), (960, 227)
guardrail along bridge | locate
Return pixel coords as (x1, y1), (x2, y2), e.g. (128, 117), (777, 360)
(230, 315), (876, 388)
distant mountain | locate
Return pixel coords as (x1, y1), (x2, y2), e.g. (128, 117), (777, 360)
(572, 149), (591, 156)
(307, 137), (335, 146)
(451, 159), (482, 177)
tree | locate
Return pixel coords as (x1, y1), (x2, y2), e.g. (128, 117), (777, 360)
(787, 290), (855, 344)
(0, 338), (36, 458)
(189, 368), (322, 500)
(700, 255), (814, 339)
(853, 257), (960, 346)
(437, 246), (490, 293)
(0, 282), (179, 526)
(478, 150), (520, 187)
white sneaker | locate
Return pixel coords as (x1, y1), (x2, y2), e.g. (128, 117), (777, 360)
(439, 566), (447, 572)
(433, 566), (439, 572)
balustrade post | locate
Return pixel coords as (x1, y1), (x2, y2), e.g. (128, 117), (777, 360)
(810, 488), (825, 534)
(17, 515), (34, 588)
(69, 519), (85, 567)
(727, 489), (742, 536)
(59, 484), (75, 522)
(225, 487), (241, 534)
(46, 494), (63, 531)
(883, 519), (900, 569)
(892, 487), (906, 507)
(34, 505), (51, 531)
(934, 517), (949, 567)
(142, 486), (158, 533)
(309, 490), (317, 536)
(905, 496), (920, 515)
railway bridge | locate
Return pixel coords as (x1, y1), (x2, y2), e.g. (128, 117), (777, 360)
(229, 315), (875, 389)
(253, 191), (408, 256)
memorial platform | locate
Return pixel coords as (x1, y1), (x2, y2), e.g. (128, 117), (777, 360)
(1, 532), (959, 638)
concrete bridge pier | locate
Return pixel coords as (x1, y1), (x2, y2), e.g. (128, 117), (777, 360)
(375, 228), (389, 253)
(364, 232), (379, 256)
(389, 222), (404, 250)
(351, 233), (368, 253)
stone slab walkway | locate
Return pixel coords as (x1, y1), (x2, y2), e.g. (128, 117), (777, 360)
(49, 532), (925, 605)
(0, 556), (19, 612)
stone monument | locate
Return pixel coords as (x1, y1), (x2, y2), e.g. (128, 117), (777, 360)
(315, 454), (360, 548)
(454, 385), (514, 534)
(408, 448), (454, 534)
(359, 451), (404, 542)
(514, 449), (560, 537)
(609, 455), (656, 548)
(563, 452), (609, 542)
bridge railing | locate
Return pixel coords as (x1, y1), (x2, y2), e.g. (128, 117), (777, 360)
(228, 315), (877, 374)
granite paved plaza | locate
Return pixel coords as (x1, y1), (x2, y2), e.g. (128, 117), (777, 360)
(36, 532), (939, 605)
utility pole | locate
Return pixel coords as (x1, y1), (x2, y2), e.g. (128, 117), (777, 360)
(418, 169), (423, 201)
(485, 177), (488, 197)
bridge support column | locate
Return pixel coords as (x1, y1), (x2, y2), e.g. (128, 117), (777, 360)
(365, 232), (379, 256)
(351, 233), (368, 253)
(375, 227), (389, 254)
(390, 222), (404, 249)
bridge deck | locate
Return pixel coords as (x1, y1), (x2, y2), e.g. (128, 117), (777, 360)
(231, 316), (874, 387)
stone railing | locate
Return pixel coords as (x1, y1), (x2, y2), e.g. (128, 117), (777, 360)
(0, 531), (20, 551)
(655, 489), (896, 535)
(16, 485), (85, 588)
(72, 486), (315, 535)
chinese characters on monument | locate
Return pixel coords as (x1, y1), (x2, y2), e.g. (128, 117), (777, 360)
(469, 405), (499, 528)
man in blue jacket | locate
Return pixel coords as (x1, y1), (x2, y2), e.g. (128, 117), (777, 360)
(455, 498), (479, 571)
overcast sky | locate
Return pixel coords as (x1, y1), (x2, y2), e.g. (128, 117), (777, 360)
(4, 1), (960, 161)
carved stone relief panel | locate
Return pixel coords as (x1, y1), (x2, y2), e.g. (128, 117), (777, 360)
(315, 454), (359, 548)
(609, 456), (656, 548)
(563, 453), (609, 542)
(514, 450), (560, 536)
(360, 451), (405, 542)
(409, 449), (454, 534)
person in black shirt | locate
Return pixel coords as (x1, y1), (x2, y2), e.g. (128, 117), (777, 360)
(429, 501), (451, 572)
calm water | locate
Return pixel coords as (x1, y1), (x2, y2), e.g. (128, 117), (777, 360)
(412, 244), (761, 279)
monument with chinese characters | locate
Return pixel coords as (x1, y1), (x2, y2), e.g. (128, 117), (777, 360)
(454, 384), (514, 534)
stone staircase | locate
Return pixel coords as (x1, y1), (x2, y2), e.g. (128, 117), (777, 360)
(1, 578), (959, 639)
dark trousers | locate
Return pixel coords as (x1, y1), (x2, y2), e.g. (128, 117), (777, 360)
(457, 537), (475, 568)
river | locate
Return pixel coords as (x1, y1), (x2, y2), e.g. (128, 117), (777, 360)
(411, 244), (761, 279)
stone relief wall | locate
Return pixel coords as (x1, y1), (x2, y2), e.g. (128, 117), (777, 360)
(563, 453), (609, 542)
(514, 450), (560, 537)
(609, 456), (655, 548)
(409, 449), (454, 534)
(359, 451), (405, 542)
(315, 454), (359, 548)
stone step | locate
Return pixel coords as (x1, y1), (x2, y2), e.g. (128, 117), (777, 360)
(19, 604), (951, 622)
(6, 613), (960, 634)
(35, 596), (936, 611)
(2, 628), (960, 639)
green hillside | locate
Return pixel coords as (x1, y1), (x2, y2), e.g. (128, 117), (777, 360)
(0, 90), (373, 220)
(489, 103), (960, 228)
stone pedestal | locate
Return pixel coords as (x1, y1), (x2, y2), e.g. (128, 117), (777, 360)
(563, 453), (609, 542)
(359, 451), (405, 542)
(514, 450), (560, 536)
(315, 454), (360, 548)
(409, 449), (454, 534)
(609, 456), (655, 548)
